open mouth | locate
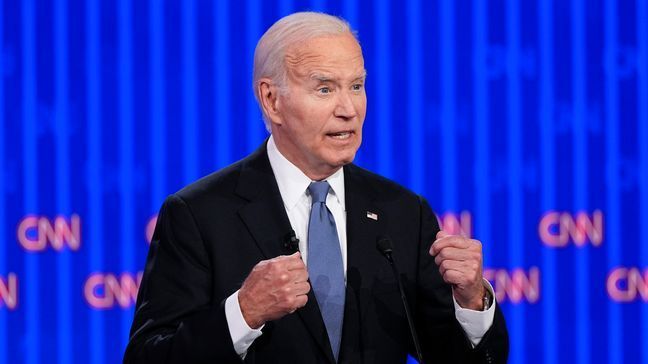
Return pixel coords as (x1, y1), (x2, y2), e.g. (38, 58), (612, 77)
(326, 131), (354, 140)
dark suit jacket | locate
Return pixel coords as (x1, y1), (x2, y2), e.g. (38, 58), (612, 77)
(124, 143), (508, 364)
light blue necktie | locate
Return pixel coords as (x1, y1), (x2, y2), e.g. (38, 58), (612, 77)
(307, 181), (345, 362)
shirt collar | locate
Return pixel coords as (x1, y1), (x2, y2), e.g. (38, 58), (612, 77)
(267, 135), (346, 211)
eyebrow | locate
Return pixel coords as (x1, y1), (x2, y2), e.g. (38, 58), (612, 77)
(358, 70), (368, 79)
(309, 70), (367, 83)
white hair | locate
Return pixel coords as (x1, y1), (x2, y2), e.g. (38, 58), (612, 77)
(253, 12), (357, 131)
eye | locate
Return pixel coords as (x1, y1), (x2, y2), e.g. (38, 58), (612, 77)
(318, 87), (331, 94)
(352, 84), (363, 91)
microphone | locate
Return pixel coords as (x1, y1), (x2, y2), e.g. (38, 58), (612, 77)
(283, 230), (300, 253)
(376, 236), (425, 364)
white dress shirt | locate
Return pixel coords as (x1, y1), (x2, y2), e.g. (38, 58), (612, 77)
(224, 136), (496, 357)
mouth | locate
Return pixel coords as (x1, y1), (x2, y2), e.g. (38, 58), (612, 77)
(326, 131), (355, 140)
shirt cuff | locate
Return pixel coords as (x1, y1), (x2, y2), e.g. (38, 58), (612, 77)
(224, 290), (264, 358)
(452, 279), (496, 347)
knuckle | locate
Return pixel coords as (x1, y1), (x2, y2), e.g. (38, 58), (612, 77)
(279, 273), (290, 283)
(282, 285), (292, 295)
(472, 262), (480, 271)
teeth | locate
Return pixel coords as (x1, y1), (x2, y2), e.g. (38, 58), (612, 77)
(329, 132), (351, 139)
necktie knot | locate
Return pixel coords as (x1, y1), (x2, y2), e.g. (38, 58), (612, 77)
(308, 181), (330, 204)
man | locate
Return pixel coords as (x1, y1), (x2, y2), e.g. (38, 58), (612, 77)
(125, 12), (508, 364)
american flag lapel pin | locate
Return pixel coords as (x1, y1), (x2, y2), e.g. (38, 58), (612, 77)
(366, 211), (378, 221)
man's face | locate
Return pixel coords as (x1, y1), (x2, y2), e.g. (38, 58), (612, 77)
(271, 33), (367, 180)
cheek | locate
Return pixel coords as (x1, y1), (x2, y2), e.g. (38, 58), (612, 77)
(283, 103), (319, 136)
(356, 96), (367, 117)
(303, 105), (337, 135)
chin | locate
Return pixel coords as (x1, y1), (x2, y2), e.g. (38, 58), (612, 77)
(332, 154), (356, 167)
(320, 146), (359, 169)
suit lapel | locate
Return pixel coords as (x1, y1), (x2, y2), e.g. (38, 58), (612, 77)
(235, 143), (293, 259)
(340, 165), (382, 362)
(235, 142), (336, 364)
(344, 164), (382, 294)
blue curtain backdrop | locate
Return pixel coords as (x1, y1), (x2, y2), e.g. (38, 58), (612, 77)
(1, 0), (647, 363)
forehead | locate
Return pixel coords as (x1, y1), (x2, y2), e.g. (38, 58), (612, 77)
(284, 33), (365, 80)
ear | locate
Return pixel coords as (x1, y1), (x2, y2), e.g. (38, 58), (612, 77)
(257, 78), (282, 127)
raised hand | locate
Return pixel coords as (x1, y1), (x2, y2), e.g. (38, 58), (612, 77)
(239, 252), (311, 328)
(430, 230), (485, 310)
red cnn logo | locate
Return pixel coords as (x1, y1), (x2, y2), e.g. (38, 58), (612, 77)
(84, 272), (142, 309)
(606, 267), (648, 302)
(484, 267), (540, 304)
(438, 211), (472, 237)
(0, 273), (18, 310)
(17, 214), (81, 252)
(538, 210), (604, 247)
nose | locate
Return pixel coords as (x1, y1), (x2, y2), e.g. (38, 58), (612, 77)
(334, 91), (357, 120)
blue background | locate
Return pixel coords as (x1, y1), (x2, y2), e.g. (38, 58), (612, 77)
(1, 0), (647, 363)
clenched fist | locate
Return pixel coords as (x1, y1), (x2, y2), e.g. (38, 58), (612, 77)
(430, 230), (485, 310)
(239, 252), (311, 329)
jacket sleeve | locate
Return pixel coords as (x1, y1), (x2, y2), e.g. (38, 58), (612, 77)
(123, 194), (243, 364)
(415, 196), (509, 364)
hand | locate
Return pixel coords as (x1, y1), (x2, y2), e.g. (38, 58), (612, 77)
(238, 252), (310, 329)
(429, 230), (485, 310)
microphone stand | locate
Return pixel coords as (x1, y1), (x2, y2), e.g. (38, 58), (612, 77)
(377, 236), (425, 364)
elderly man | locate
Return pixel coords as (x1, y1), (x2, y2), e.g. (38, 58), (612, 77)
(125, 12), (508, 364)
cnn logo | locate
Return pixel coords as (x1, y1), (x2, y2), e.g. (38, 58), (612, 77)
(484, 267), (540, 304)
(607, 267), (648, 302)
(84, 272), (142, 309)
(538, 210), (603, 247)
(17, 214), (81, 252)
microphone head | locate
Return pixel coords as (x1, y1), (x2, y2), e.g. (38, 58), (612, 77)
(283, 230), (300, 252)
(376, 236), (393, 256)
